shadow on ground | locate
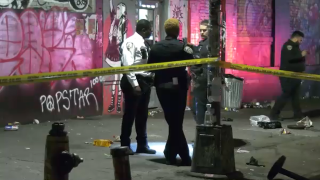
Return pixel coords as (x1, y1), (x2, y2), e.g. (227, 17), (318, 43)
(304, 109), (320, 118)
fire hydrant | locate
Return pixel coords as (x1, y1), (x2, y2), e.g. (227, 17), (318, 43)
(44, 122), (83, 180)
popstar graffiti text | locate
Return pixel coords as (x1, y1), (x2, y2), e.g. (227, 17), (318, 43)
(40, 87), (99, 113)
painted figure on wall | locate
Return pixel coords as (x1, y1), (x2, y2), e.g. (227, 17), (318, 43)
(171, 3), (183, 39)
(105, 0), (127, 113)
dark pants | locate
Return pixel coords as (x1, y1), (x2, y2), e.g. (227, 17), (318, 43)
(271, 77), (303, 118)
(192, 89), (221, 124)
(120, 76), (151, 147)
(156, 87), (190, 160)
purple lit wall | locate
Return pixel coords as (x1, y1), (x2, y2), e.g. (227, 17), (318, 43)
(0, 0), (103, 125)
(275, 0), (320, 98)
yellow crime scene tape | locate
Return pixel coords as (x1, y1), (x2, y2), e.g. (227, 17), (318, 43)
(0, 58), (217, 86)
(0, 57), (320, 86)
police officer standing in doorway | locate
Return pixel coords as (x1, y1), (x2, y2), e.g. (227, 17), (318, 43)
(148, 18), (193, 166)
(270, 31), (307, 121)
(120, 19), (156, 155)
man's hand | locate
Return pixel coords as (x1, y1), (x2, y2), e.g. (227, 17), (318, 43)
(302, 50), (308, 57)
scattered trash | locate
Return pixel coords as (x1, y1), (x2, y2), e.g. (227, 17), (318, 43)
(25, 147), (30, 150)
(249, 169), (254, 171)
(258, 121), (282, 129)
(93, 139), (113, 147)
(246, 156), (265, 167)
(77, 116), (84, 119)
(85, 142), (92, 144)
(185, 107), (191, 110)
(4, 124), (19, 131)
(104, 153), (111, 157)
(148, 109), (162, 117)
(76, 133), (81, 136)
(113, 135), (121, 142)
(280, 128), (291, 135)
(33, 119), (39, 124)
(222, 117), (233, 122)
(236, 148), (250, 153)
(224, 107), (239, 112)
(288, 116), (313, 130)
(242, 101), (272, 109)
(249, 115), (270, 127)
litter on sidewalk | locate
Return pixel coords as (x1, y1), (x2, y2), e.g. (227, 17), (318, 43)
(93, 139), (113, 147)
(287, 116), (313, 130)
(250, 115), (282, 129)
(246, 156), (265, 167)
(236, 148), (250, 153)
(280, 128), (291, 135)
(4, 122), (20, 131)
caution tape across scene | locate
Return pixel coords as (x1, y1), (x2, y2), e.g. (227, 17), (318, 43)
(0, 58), (218, 86)
(0, 57), (320, 86)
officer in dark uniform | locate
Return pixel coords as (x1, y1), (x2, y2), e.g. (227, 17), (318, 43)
(148, 18), (193, 166)
(191, 19), (221, 125)
(191, 19), (210, 125)
(270, 31), (307, 121)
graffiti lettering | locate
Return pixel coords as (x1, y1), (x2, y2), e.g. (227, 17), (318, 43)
(40, 87), (99, 113)
(90, 76), (105, 88)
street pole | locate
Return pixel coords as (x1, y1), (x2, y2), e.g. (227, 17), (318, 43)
(189, 0), (239, 179)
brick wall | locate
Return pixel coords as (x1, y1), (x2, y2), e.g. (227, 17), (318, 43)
(236, 0), (273, 67)
(189, 0), (209, 45)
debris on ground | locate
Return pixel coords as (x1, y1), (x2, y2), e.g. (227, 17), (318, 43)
(287, 116), (313, 130)
(236, 148), (250, 153)
(77, 116), (84, 119)
(93, 139), (113, 147)
(148, 109), (162, 117)
(280, 128), (291, 135)
(25, 147), (30, 150)
(259, 121), (282, 129)
(4, 123), (19, 131)
(222, 117), (233, 122)
(249, 115), (270, 127)
(246, 156), (265, 167)
(33, 119), (39, 124)
(224, 107), (239, 112)
(113, 135), (121, 142)
(242, 100), (272, 109)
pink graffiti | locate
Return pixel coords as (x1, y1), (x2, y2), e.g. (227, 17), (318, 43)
(0, 7), (93, 90)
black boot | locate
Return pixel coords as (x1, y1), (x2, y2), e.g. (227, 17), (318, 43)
(117, 93), (122, 113)
(108, 94), (115, 112)
(136, 145), (156, 154)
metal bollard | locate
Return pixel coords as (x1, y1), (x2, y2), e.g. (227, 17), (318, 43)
(111, 146), (132, 180)
(44, 122), (83, 180)
(268, 156), (309, 180)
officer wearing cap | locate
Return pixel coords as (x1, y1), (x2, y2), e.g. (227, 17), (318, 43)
(120, 19), (156, 155)
(148, 18), (193, 166)
(270, 31), (307, 121)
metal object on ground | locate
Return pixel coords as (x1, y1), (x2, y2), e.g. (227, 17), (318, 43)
(111, 146), (132, 180)
(44, 122), (83, 180)
(222, 74), (244, 109)
(268, 156), (309, 180)
(191, 125), (236, 178)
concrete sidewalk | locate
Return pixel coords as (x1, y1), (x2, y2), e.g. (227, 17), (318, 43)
(1, 105), (320, 180)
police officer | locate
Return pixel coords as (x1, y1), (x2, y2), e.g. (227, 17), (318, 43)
(191, 19), (210, 125)
(191, 19), (221, 125)
(148, 18), (193, 166)
(270, 31), (307, 121)
(120, 19), (156, 155)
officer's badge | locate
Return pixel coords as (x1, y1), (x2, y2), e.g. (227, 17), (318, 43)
(126, 42), (133, 50)
(287, 45), (292, 51)
(184, 46), (193, 54)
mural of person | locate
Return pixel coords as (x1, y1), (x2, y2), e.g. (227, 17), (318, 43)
(105, 0), (127, 113)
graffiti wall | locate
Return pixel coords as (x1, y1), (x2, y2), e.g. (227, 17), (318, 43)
(276, 0), (320, 98)
(0, 0), (103, 125)
(102, 0), (135, 115)
(169, 0), (188, 39)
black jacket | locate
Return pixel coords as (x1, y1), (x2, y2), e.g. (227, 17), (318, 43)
(280, 39), (305, 72)
(147, 36), (194, 89)
(190, 38), (209, 91)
